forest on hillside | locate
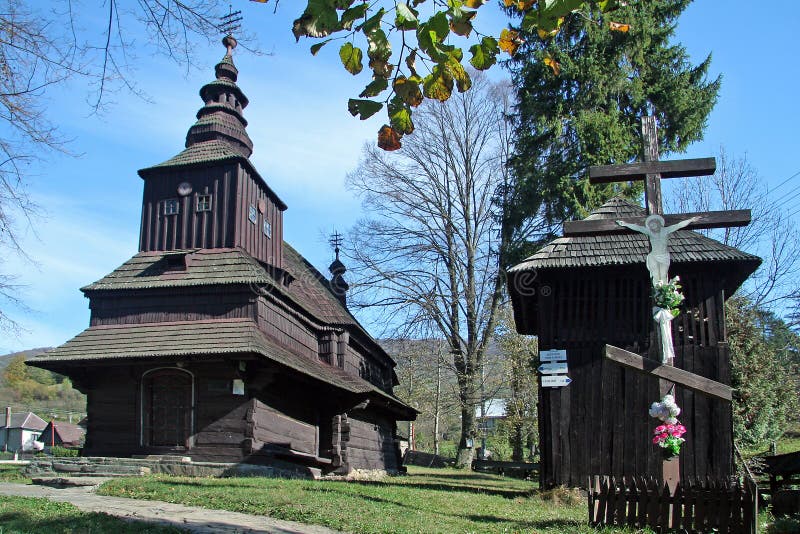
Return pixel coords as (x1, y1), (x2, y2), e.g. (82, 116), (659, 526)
(0, 349), (86, 422)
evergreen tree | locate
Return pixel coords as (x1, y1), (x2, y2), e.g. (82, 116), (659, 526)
(727, 296), (799, 450)
(506, 0), (720, 261)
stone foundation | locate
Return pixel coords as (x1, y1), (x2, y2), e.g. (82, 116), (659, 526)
(24, 456), (320, 479)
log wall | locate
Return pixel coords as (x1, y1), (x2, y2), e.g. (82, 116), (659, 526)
(532, 265), (733, 488)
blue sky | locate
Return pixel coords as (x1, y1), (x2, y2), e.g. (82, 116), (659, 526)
(1, 1), (799, 353)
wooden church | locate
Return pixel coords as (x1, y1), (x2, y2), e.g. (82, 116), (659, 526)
(28, 36), (415, 474)
(508, 196), (760, 488)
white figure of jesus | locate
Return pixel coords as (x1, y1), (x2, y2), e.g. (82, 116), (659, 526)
(615, 214), (700, 285)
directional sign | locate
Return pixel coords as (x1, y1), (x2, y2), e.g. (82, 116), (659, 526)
(541, 375), (572, 388)
(538, 362), (568, 375)
(539, 349), (567, 362)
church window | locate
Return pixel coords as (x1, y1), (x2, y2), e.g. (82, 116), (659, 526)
(197, 195), (212, 212)
(248, 204), (257, 224)
(263, 220), (272, 238)
(164, 199), (180, 215)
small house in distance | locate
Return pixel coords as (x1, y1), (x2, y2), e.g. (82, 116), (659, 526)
(27, 36), (415, 475)
(1, 411), (47, 452)
(508, 197), (760, 488)
(38, 421), (86, 449)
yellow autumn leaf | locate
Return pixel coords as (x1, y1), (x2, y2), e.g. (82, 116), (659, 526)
(609, 21), (631, 32)
(516, 0), (535, 11)
(498, 28), (523, 56)
(464, 0), (487, 7)
(503, 0), (516, 7)
(543, 54), (560, 75)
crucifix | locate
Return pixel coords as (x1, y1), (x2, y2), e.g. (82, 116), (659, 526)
(565, 116), (750, 492)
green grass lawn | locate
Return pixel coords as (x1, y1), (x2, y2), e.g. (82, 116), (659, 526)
(0, 466), (29, 484)
(98, 466), (651, 533)
(0, 495), (186, 534)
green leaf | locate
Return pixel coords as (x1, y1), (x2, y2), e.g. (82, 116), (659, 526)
(536, 0), (584, 33)
(422, 64), (453, 102)
(359, 77), (389, 97)
(310, 39), (332, 56)
(389, 98), (414, 135)
(367, 28), (392, 76)
(341, 3), (369, 30)
(339, 42), (364, 75)
(348, 98), (383, 120)
(469, 36), (498, 70)
(358, 7), (385, 35)
(367, 29), (391, 62)
(446, 57), (471, 93)
(395, 2), (419, 30)
(417, 12), (450, 60)
(292, 0), (341, 41)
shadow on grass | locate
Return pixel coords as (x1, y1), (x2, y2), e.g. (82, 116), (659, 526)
(0, 510), (187, 534)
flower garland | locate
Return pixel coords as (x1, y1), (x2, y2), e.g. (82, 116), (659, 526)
(653, 276), (685, 318)
(649, 394), (686, 457)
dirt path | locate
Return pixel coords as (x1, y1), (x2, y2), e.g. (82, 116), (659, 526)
(0, 482), (342, 534)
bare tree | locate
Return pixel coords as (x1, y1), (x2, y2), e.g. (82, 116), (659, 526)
(0, 0), (231, 333)
(665, 148), (800, 308)
(345, 73), (518, 467)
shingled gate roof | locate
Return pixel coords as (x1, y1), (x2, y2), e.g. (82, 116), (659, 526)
(510, 197), (761, 272)
(29, 319), (413, 416)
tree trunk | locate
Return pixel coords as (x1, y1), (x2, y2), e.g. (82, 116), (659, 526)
(433, 353), (441, 456)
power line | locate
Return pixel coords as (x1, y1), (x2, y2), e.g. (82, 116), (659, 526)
(768, 169), (800, 195)
(771, 183), (800, 210)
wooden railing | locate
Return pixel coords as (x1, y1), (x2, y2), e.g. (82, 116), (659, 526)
(588, 475), (757, 534)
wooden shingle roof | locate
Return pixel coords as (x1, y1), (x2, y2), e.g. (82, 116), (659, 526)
(30, 319), (411, 414)
(81, 248), (269, 292)
(81, 246), (360, 327)
(510, 197), (761, 272)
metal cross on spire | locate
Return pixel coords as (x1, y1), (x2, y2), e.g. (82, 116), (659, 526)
(219, 6), (243, 55)
(329, 231), (344, 260)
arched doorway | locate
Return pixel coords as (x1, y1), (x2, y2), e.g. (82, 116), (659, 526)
(141, 368), (194, 448)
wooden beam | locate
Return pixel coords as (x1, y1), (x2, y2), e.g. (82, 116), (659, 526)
(562, 209), (751, 237)
(604, 344), (732, 402)
(588, 157), (716, 184)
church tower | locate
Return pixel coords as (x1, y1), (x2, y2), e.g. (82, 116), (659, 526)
(137, 35), (286, 270)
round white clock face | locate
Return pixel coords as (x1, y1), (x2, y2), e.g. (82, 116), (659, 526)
(177, 182), (192, 196)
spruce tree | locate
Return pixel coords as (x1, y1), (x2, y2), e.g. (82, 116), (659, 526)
(506, 0), (720, 260)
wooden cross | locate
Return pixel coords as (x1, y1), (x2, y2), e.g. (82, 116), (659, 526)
(566, 116), (750, 491)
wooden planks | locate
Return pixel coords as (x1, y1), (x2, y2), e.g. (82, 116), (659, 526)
(604, 345), (733, 402)
(588, 475), (757, 533)
(563, 209), (752, 236)
(588, 157), (716, 183)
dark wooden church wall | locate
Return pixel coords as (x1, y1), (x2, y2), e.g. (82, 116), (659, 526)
(139, 164), (237, 252)
(346, 411), (398, 471)
(82, 367), (139, 456)
(235, 165), (283, 269)
(90, 288), (256, 326)
(256, 297), (320, 359)
(536, 266), (732, 488)
(250, 399), (318, 456)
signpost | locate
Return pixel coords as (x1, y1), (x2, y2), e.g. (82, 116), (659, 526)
(539, 349), (567, 362)
(541, 375), (572, 388)
(538, 362), (569, 374)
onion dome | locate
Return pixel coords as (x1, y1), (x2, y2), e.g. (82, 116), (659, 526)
(184, 35), (253, 157)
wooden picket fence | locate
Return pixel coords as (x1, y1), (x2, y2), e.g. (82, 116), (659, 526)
(588, 475), (757, 533)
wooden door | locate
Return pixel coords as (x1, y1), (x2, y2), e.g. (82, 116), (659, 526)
(142, 369), (193, 448)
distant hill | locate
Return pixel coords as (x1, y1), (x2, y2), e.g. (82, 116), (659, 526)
(0, 348), (52, 370)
